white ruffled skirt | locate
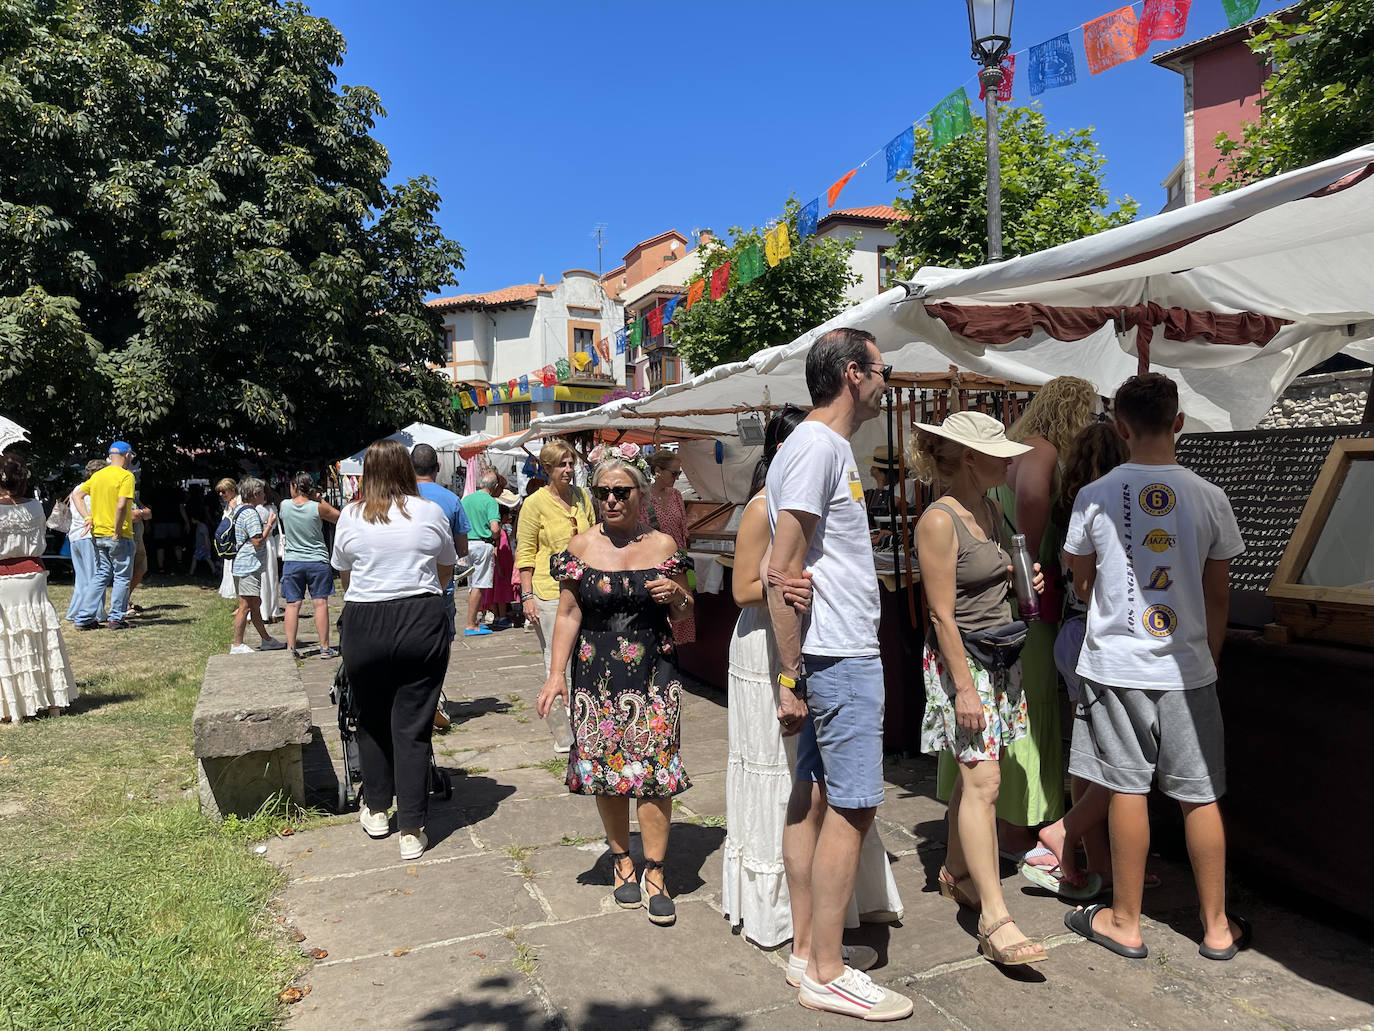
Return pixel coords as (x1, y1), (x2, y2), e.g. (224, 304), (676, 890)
(0, 571), (78, 719)
(722, 607), (904, 948)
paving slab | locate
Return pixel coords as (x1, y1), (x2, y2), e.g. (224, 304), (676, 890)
(288, 936), (557, 1031)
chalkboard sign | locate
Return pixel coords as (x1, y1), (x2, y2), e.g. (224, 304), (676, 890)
(1176, 426), (1374, 597)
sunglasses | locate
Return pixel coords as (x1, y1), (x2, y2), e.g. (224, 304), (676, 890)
(592, 485), (637, 502)
(862, 361), (894, 383)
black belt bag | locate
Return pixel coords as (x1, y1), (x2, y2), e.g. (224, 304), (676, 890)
(960, 620), (1029, 671)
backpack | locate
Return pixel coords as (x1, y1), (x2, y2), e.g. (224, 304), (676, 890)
(213, 505), (253, 559)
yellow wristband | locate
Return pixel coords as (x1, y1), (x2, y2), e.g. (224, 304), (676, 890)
(777, 673), (796, 690)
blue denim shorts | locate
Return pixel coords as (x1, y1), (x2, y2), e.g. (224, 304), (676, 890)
(793, 653), (886, 809)
(282, 561), (334, 602)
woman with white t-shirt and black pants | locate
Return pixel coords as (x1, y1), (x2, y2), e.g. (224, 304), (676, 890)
(332, 439), (456, 861)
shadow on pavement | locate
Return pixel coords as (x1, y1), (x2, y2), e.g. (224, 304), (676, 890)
(572, 822), (725, 899)
(422, 774), (519, 850)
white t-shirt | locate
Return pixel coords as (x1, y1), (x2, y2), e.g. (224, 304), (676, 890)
(1064, 463), (1244, 691)
(331, 497), (457, 603)
(766, 420), (880, 657)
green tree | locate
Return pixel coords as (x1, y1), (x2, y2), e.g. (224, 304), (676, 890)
(889, 105), (1137, 271)
(1210, 0), (1374, 192)
(0, 0), (465, 476)
(668, 199), (859, 373)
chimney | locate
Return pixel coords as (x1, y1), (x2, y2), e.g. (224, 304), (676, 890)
(697, 228), (713, 247)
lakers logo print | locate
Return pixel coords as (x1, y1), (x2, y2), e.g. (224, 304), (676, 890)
(1143, 604), (1177, 637)
(1145, 566), (1173, 591)
(1143, 529), (1176, 553)
(1139, 483), (1176, 516)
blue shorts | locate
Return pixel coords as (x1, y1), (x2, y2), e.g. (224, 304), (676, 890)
(793, 653), (886, 809)
(281, 561), (334, 602)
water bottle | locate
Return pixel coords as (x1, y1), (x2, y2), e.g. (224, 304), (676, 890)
(1010, 533), (1040, 622)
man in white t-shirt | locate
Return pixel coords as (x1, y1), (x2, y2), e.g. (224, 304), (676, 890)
(1062, 373), (1250, 963)
(766, 328), (913, 1022)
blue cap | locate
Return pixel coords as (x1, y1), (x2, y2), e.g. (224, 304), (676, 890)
(108, 441), (132, 455)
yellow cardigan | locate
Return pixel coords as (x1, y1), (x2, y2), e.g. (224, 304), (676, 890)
(516, 486), (597, 600)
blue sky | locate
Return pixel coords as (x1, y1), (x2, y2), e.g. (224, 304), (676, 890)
(313, 1), (1261, 295)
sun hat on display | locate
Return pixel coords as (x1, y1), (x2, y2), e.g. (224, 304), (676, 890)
(913, 411), (1033, 459)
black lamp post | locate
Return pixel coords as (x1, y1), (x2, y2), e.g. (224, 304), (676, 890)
(966, 0), (1014, 262)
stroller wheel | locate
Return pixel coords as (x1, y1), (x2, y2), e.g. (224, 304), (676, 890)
(437, 769), (453, 801)
(337, 780), (352, 814)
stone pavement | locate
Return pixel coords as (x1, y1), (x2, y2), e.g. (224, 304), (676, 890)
(267, 625), (1374, 1031)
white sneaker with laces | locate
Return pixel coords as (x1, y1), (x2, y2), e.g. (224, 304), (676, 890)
(786, 945), (878, 987)
(229, 644), (254, 655)
(798, 966), (914, 1021)
(399, 830), (428, 860)
(258, 637), (287, 651)
(359, 805), (390, 838)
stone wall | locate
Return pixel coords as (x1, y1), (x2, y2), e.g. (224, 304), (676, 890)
(1257, 370), (1371, 429)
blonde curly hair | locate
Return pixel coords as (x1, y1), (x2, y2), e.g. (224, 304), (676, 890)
(1009, 376), (1099, 456)
(907, 430), (967, 487)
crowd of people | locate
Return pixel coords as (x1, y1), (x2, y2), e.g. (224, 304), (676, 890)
(0, 326), (1251, 1022)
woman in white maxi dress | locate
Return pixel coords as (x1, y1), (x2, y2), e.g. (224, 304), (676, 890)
(722, 423), (904, 948)
(256, 498), (282, 620)
(215, 478), (239, 600)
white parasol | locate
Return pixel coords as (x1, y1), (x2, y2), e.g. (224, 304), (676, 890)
(0, 416), (29, 453)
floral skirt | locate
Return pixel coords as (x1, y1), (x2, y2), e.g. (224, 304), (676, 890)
(920, 643), (1027, 763)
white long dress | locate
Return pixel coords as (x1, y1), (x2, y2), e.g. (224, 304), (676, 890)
(217, 504), (236, 599)
(721, 518), (904, 948)
(256, 503), (283, 619)
(0, 500), (78, 719)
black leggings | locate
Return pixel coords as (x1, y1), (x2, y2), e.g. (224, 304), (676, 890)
(341, 593), (450, 830)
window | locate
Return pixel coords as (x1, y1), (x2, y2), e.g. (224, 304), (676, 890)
(507, 402), (531, 432)
(556, 401), (598, 416)
(572, 327), (594, 353)
(879, 249), (898, 292)
(442, 325), (456, 364)
(647, 354), (681, 392)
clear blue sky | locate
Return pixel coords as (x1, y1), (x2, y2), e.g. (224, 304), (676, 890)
(312, 0), (1259, 295)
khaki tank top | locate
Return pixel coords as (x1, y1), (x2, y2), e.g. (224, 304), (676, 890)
(927, 498), (1011, 633)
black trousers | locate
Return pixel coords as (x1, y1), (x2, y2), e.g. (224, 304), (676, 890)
(341, 592), (450, 830)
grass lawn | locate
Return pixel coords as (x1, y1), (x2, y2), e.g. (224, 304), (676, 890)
(0, 576), (308, 1031)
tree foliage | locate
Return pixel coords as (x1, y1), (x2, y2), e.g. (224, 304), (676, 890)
(668, 198), (859, 374)
(0, 0), (465, 476)
(1210, 0), (1374, 192)
(889, 105), (1137, 271)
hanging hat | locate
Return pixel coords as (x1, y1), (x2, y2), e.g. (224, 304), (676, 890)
(870, 446), (901, 470)
(496, 488), (521, 508)
(913, 411), (1032, 458)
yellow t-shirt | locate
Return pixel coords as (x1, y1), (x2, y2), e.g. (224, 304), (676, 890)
(515, 486), (597, 600)
(80, 465), (136, 539)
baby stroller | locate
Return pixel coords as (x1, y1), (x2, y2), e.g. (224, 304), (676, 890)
(330, 657), (453, 814)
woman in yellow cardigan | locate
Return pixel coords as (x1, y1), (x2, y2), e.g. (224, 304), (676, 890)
(517, 438), (597, 752)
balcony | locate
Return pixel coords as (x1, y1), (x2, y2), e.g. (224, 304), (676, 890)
(563, 366), (617, 386)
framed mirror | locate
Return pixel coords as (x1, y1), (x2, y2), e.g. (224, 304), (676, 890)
(1268, 438), (1374, 647)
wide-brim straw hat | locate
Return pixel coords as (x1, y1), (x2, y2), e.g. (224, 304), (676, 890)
(871, 446), (901, 470)
(496, 489), (521, 508)
(913, 411), (1033, 459)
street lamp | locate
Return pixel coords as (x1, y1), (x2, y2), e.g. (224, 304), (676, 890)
(966, 0), (1014, 261)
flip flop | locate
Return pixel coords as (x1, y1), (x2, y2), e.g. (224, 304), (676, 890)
(464, 626), (492, 637)
(1019, 850), (1103, 901)
(1199, 913), (1252, 961)
(1064, 903), (1148, 959)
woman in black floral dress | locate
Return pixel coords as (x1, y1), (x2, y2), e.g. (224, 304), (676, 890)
(536, 457), (694, 926)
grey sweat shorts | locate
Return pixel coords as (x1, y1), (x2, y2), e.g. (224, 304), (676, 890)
(1068, 679), (1226, 804)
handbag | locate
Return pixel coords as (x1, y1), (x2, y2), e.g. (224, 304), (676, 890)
(47, 499), (73, 533)
(960, 620), (1029, 671)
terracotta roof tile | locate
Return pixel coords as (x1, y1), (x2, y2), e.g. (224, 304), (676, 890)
(821, 205), (908, 223)
(426, 284), (541, 311)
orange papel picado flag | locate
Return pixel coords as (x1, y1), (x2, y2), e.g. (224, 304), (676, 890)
(685, 278), (705, 310)
(827, 168), (857, 208)
(765, 223), (791, 267)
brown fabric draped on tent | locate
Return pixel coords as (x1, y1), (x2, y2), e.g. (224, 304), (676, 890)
(924, 301), (1291, 375)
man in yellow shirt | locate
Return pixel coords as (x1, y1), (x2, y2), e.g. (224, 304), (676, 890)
(71, 441), (137, 629)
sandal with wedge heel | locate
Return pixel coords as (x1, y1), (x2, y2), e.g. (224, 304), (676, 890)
(609, 849), (641, 909)
(938, 865), (980, 909)
(641, 858), (675, 926)
(978, 915), (1047, 966)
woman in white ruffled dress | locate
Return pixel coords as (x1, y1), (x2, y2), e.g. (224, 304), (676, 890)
(722, 408), (903, 949)
(0, 455), (77, 721)
(256, 495), (282, 620)
(216, 478), (239, 600)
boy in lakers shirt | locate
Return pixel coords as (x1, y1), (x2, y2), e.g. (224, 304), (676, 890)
(1061, 373), (1250, 962)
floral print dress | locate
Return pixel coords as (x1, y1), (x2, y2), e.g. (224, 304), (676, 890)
(551, 549), (693, 798)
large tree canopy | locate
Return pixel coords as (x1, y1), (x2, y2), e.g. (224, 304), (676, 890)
(889, 105), (1137, 271)
(0, 0), (465, 475)
(669, 199), (858, 374)
(1211, 0), (1374, 192)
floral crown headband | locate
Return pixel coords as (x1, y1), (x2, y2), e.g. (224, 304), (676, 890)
(585, 441), (651, 480)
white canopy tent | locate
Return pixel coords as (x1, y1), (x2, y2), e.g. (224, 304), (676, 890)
(0, 416), (29, 453)
(336, 422), (469, 476)
(511, 144), (1374, 455)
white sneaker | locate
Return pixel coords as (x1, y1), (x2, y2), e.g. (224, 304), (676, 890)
(258, 637), (287, 651)
(399, 830), (428, 860)
(798, 966), (914, 1021)
(787, 945), (878, 987)
(358, 805), (390, 838)
(229, 643), (254, 655)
